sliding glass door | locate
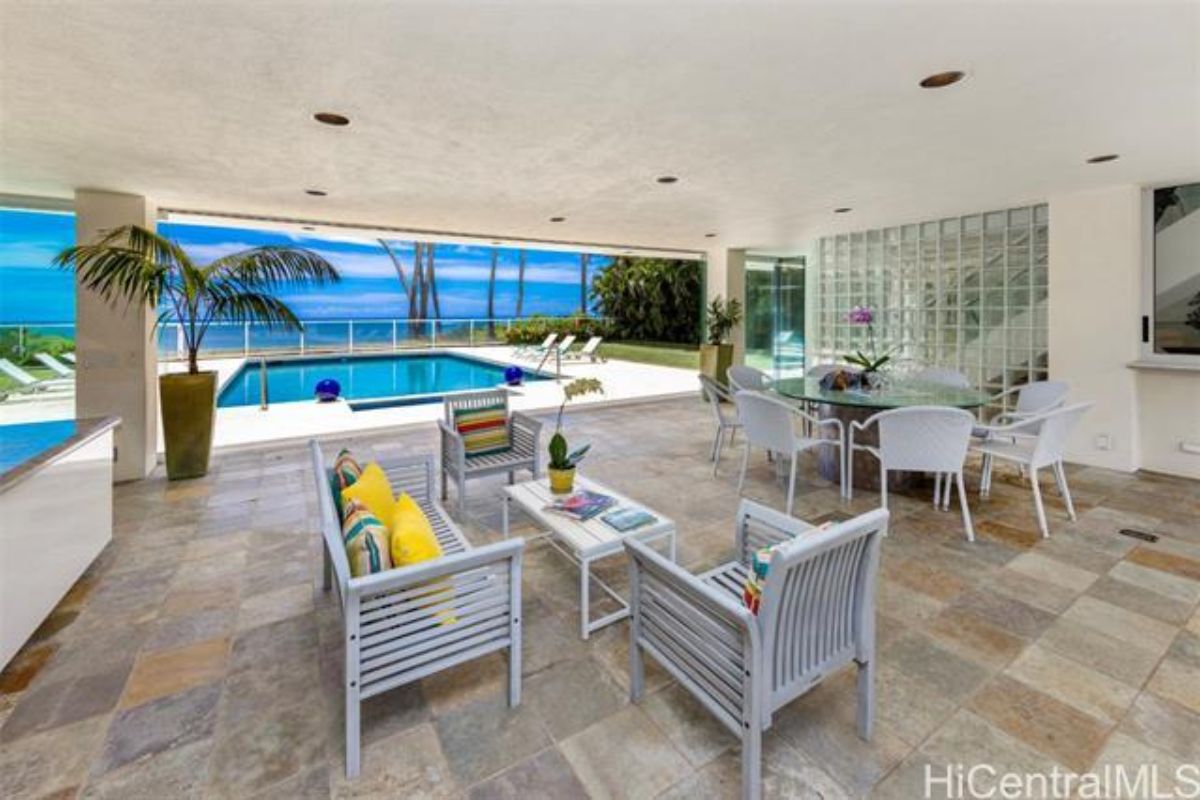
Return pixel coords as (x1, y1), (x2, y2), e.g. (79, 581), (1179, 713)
(744, 257), (805, 378)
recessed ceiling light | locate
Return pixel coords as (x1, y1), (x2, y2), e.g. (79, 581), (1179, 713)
(1086, 154), (1119, 164)
(656, 175), (679, 184)
(313, 112), (350, 126)
(491, 240), (503, 246)
(919, 70), (966, 89)
(704, 233), (717, 238)
(302, 225), (316, 231)
(549, 216), (566, 222)
(834, 207), (852, 213)
(305, 189), (327, 196)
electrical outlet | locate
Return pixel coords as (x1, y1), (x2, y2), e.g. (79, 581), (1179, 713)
(1094, 434), (1112, 451)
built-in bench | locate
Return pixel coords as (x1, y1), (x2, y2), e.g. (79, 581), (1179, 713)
(310, 440), (524, 778)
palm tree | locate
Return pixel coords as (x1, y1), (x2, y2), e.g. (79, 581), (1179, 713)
(487, 248), (499, 337)
(427, 243), (441, 331)
(516, 249), (527, 318)
(579, 252), (591, 314)
(56, 225), (339, 374)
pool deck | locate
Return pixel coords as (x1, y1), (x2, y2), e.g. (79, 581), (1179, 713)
(165, 346), (697, 450)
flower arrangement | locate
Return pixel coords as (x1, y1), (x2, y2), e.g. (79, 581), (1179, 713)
(547, 377), (604, 492)
(842, 305), (892, 373)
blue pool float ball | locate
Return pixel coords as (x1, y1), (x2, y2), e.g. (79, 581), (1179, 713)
(504, 365), (524, 386)
(315, 378), (341, 402)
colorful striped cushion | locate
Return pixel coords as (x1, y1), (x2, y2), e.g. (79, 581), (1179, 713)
(330, 449), (363, 520)
(453, 404), (510, 456)
(342, 499), (393, 577)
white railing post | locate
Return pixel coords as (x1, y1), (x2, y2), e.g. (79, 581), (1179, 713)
(431, 320), (437, 348)
(469, 319), (474, 346)
(392, 320), (397, 351)
(259, 357), (269, 410)
(176, 323), (185, 360)
(17, 325), (24, 358)
(299, 327), (306, 355)
(243, 322), (250, 356)
(348, 321), (354, 353)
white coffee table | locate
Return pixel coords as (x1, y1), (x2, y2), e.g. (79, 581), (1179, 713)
(501, 475), (676, 639)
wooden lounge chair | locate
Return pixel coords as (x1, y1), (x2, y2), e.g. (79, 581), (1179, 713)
(625, 502), (887, 800)
(311, 441), (524, 778)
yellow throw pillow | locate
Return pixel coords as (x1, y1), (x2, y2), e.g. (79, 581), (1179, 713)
(341, 462), (395, 526)
(390, 493), (443, 567)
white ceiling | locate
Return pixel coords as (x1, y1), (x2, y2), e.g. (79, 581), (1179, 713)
(2, 0), (1197, 252)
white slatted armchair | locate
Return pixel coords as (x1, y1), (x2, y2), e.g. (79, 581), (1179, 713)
(625, 501), (887, 800)
(311, 440), (524, 778)
(439, 389), (542, 515)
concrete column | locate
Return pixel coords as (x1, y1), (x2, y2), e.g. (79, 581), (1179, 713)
(705, 246), (747, 364)
(1048, 184), (1141, 472)
(74, 190), (158, 482)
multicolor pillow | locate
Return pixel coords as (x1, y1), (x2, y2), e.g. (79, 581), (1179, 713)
(341, 462), (396, 526)
(742, 545), (777, 616)
(329, 449), (362, 520)
(342, 499), (393, 577)
(453, 403), (510, 456)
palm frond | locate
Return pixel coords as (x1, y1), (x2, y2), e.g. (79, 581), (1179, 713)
(204, 247), (340, 288)
(204, 282), (303, 330)
(55, 243), (169, 307)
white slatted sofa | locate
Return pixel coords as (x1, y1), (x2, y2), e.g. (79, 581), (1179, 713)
(624, 501), (888, 800)
(311, 440), (525, 778)
(439, 389), (542, 515)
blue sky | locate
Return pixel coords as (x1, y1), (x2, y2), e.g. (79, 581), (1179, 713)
(0, 209), (611, 324)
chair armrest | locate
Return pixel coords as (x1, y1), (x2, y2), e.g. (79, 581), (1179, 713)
(509, 412), (543, 457)
(438, 420), (466, 475)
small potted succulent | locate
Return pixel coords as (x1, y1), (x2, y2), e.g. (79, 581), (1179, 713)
(547, 377), (604, 493)
(700, 295), (743, 386)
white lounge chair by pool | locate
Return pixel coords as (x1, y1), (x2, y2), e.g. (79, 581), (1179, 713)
(35, 353), (74, 377)
(0, 358), (73, 393)
(61, 352), (76, 364)
(535, 334), (576, 370)
(564, 336), (604, 362)
(515, 333), (556, 360)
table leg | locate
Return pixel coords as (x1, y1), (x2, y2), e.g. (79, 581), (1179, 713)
(580, 555), (591, 640)
(501, 495), (510, 538)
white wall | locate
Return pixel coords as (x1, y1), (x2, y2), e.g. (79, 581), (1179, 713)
(1049, 183), (1200, 479)
(1048, 185), (1143, 471)
(74, 190), (158, 482)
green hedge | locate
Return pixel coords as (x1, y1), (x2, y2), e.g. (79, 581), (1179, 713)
(502, 315), (613, 345)
(590, 257), (701, 344)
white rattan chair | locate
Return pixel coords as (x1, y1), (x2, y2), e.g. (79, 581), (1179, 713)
(699, 373), (742, 475)
(974, 380), (1070, 440)
(438, 389), (542, 515)
(728, 364), (770, 392)
(733, 390), (845, 511)
(972, 402), (1091, 538)
(624, 501), (887, 800)
(848, 406), (977, 541)
(311, 441), (524, 778)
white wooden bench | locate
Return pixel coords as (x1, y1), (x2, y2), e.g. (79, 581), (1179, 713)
(311, 440), (525, 778)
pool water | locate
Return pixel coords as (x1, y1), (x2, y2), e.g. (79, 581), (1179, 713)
(217, 353), (541, 409)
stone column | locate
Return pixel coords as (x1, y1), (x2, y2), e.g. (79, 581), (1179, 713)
(74, 190), (158, 482)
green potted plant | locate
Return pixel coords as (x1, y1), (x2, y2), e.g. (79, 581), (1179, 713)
(56, 225), (339, 480)
(547, 377), (604, 493)
(700, 295), (743, 386)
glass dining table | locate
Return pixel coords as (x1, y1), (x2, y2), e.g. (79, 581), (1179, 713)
(770, 377), (991, 491)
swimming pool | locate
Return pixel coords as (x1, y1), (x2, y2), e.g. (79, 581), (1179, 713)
(217, 352), (544, 409)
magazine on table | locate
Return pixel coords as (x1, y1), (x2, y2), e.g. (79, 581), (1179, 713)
(601, 506), (658, 533)
(545, 490), (616, 521)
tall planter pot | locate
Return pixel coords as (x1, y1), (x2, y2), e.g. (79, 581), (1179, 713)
(699, 343), (734, 386)
(159, 371), (218, 480)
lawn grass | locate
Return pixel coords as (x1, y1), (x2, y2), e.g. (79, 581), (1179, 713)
(600, 341), (699, 370)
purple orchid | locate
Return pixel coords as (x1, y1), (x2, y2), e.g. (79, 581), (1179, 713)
(847, 305), (874, 325)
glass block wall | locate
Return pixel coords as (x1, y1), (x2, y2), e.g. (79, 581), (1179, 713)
(811, 204), (1049, 414)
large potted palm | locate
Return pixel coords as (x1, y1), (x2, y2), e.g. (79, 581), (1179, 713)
(700, 295), (743, 386)
(56, 225), (339, 479)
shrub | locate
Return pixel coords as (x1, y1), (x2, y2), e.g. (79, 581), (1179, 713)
(590, 258), (701, 344)
(503, 315), (613, 345)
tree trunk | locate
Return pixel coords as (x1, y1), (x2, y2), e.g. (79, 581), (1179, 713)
(378, 239), (410, 299)
(516, 249), (526, 318)
(487, 248), (498, 337)
(427, 244), (441, 332)
(579, 253), (590, 315)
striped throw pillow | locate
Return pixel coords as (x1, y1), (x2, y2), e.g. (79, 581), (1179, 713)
(342, 499), (393, 577)
(454, 404), (510, 456)
(330, 449), (362, 520)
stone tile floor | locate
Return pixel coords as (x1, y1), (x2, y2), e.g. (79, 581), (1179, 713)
(2, 396), (1199, 799)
